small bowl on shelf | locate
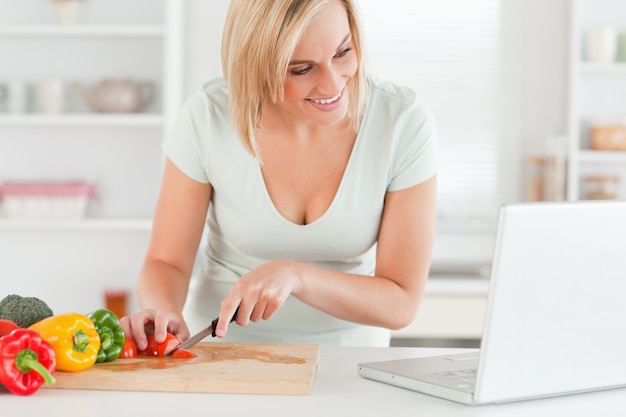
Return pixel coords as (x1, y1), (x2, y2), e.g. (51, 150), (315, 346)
(589, 125), (626, 151)
(52, 0), (85, 26)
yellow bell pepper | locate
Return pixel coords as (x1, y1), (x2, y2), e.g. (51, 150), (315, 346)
(29, 313), (100, 372)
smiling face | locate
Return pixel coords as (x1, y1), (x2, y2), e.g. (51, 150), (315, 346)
(272, 0), (359, 128)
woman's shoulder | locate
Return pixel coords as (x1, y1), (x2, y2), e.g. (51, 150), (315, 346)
(365, 75), (432, 124)
(199, 77), (229, 99)
(180, 77), (230, 122)
(184, 77), (228, 109)
(367, 75), (418, 104)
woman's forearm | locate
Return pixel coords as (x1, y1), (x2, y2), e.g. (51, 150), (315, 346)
(136, 259), (191, 313)
(290, 260), (426, 330)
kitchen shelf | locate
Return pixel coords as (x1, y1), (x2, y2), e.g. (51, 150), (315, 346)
(0, 0), (182, 223)
(0, 114), (165, 128)
(0, 218), (152, 232)
(580, 62), (626, 74)
(0, 25), (164, 37)
(578, 150), (626, 164)
(0, 0), (181, 338)
(567, 0), (626, 201)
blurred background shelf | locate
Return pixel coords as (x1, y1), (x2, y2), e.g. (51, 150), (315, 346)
(0, 24), (164, 37)
(0, 218), (152, 231)
(0, 0), (182, 220)
(0, 113), (165, 127)
(579, 62), (626, 74)
(0, 0), (182, 318)
(567, 0), (626, 201)
(577, 150), (626, 164)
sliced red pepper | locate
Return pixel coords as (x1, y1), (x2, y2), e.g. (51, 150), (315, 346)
(0, 319), (19, 338)
(119, 337), (137, 359)
(0, 329), (56, 395)
(138, 333), (179, 357)
(171, 349), (198, 359)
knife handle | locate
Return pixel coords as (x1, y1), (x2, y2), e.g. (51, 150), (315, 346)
(210, 307), (239, 337)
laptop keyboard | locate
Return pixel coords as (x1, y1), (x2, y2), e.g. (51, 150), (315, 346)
(435, 368), (477, 383)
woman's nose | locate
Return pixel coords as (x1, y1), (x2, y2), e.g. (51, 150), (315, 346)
(317, 65), (342, 95)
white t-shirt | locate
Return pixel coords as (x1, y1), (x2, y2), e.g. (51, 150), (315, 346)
(163, 76), (438, 346)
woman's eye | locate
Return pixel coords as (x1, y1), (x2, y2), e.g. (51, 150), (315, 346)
(335, 47), (352, 58)
(290, 67), (311, 76)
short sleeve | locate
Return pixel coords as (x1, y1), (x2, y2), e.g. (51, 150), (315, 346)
(387, 95), (438, 192)
(162, 92), (212, 184)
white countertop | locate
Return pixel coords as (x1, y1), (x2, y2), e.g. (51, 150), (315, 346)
(3, 346), (626, 417)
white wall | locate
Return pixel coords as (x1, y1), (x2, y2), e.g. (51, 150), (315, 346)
(182, 0), (229, 96)
(516, 0), (569, 156)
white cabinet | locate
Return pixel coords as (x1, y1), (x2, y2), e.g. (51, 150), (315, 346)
(391, 278), (488, 344)
(567, 0), (626, 201)
(0, 0), (182, 314)
(0, 0), (183, 225)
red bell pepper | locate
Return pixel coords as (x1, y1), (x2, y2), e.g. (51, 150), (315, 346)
(0, 328), (56, 395)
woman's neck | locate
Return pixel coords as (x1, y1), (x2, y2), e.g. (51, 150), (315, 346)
(259, 102), (353, 144)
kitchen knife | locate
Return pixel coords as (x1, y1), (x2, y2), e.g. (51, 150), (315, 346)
(165, 308), (239, 356)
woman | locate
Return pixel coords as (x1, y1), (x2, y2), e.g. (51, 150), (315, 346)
(121, 0), (438, 349)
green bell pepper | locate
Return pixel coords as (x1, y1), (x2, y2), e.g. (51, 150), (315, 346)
(87, 308), (125, 363)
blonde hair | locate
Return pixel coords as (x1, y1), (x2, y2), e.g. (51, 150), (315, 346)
(221, 0), (368, 159)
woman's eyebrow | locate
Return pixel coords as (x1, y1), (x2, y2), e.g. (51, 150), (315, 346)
(288, 33), (352, 66)
(337, 33), (352, 49)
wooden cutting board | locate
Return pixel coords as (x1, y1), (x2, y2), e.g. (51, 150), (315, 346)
(44, 342), (320, 395)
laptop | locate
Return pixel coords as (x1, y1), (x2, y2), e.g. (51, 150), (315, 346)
(358, 200), (626, 405)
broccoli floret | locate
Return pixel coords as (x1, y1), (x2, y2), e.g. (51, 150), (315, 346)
(0, 294), (22, 309)
(0, 294), (54, 328)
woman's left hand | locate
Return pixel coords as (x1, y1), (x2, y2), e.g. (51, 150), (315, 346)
(119, 308), (190, 352)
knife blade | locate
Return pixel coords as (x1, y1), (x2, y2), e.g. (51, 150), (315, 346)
(165, 307), (239, 356)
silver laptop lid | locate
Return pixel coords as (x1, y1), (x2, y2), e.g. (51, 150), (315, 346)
(475, 201), (626, 403)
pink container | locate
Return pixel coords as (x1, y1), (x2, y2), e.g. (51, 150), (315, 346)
(0, 181), (95, 219)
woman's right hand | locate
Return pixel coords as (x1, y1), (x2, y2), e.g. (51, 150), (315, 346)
(120, 309), (190, 352)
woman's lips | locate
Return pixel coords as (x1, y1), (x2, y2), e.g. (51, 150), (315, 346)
(306, 88), (344, 112)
